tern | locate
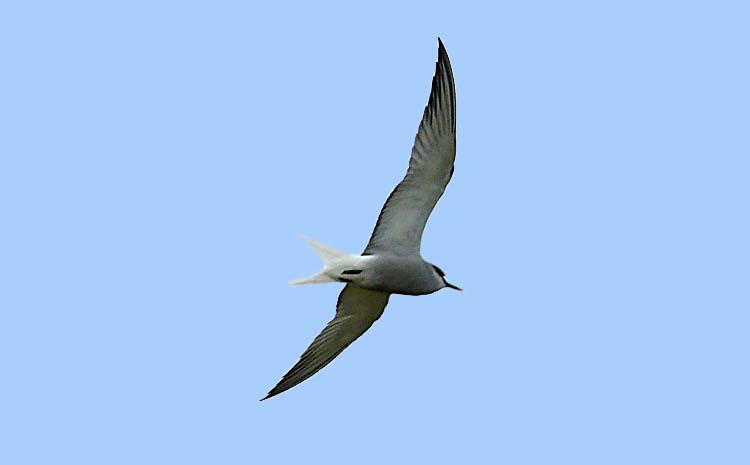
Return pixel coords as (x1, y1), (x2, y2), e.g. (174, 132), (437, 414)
(262, 38), (460, 400)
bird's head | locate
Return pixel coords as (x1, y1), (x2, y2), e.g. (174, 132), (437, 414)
(430, 264), (462, 291)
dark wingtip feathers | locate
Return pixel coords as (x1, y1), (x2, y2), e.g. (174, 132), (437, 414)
(430, 37), (455, 133)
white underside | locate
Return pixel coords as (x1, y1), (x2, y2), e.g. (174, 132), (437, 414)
(289, 236), (372, 286)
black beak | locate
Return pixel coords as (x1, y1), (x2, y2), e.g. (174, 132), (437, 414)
(445, 282), (463, 291)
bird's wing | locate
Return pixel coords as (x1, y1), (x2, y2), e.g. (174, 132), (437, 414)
(262, 285), (390, 400)
(363, 38), (456, 256)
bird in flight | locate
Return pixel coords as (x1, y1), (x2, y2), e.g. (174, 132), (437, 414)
(262, 38), (460, 400)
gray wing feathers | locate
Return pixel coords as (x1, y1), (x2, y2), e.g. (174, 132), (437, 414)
(262, 285), (390, 400)
(363, 39), (456, 256)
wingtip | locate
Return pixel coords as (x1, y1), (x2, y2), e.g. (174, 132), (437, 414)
(260, 389), (279, 401)
(436, 38), (450, 67)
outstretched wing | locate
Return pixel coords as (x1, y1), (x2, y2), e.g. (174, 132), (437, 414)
(363, 38), (456, 256)
(262, 285), (390, 400)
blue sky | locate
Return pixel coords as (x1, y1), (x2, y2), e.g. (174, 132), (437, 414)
(1, 1), (748, 463)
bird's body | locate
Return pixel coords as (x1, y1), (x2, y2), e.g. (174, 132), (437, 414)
(263, 38), (460, 400)
(290, 238), (447, 295)
(356, 254), (446, 295)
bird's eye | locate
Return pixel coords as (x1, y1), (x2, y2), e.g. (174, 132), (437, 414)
(432, 265), (445, 277)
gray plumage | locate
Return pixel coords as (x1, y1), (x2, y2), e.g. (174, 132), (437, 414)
(364, 39), (456, 257)
(262, 285), (389, 400)
(262, 39), (459, 401)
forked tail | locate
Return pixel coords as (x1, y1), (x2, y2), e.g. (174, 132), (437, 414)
(289, 236), (347, 285)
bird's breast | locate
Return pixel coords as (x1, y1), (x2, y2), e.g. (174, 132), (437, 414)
(352, 255), (440, 296)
